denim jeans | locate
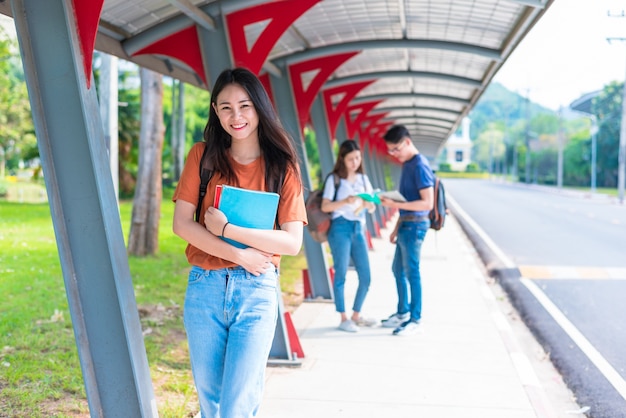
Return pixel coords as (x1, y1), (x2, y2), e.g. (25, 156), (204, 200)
(392, 218), (430, 321)
(184, 265), (278, 418)
(327, 217), (371, 314)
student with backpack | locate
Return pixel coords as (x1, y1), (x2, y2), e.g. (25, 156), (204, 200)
(172, 67), (307, 417)
(379, 125), (435, 336)
(321, 139), (377, 332)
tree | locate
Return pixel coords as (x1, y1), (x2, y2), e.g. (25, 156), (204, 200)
(593, 81), (622, 188)
(0, 28), (35, 177)
(127, 68), (165, 256)
(472, 123), (505, 172)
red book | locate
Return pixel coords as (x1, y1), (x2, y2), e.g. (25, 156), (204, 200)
(213, 184), (223, 208)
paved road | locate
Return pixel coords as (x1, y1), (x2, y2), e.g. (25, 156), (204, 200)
(444, 178), (626, 418)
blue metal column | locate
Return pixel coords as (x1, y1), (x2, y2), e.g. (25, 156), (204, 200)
(196, 9), (230, 86)
(310, 95), (336, 179)
(336, 117), (348, 143)
(270, 72), (334, 301)
(11, 0), (157, 416)
(361, 145), (378, 238)
(373, 151), (391, 224)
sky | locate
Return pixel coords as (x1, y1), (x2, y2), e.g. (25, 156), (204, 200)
(493, 0), (626, 110)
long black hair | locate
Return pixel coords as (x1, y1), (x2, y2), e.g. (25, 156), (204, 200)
(202, 67), (301, 191)
(332, 139), (365, 179)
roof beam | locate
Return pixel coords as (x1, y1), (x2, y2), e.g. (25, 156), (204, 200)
(397, 123), (451, 133)
(506, 0), (546, 8)
(352, 93), (470, 106)
(398, 0), (407, 39)
(380, 111), (456, 125)
(374, 106), (461, 118)
(166, 0), (216, 31)
(389, 117), (454, 129)
(324, 71), (482, 89)
(123, 15), (193, 56)
(273, 39), (502, 66)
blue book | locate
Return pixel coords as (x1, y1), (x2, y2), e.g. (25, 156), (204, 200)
(215, 185), (280, 248)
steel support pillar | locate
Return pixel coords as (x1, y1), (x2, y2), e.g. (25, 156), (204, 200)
(270, 72), (333, 300)
(11, 1), (157, 416)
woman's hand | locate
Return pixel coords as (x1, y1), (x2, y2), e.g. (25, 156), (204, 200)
(204, 206), (228, 236)
(344, 195), (358, 205)
(237, 248), (275, 276)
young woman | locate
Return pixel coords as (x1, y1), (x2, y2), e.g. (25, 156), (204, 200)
(321, 139), (377, 332)
(172, 67), (307, 417)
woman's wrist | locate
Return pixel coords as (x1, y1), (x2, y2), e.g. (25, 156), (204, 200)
(221, 221), (230, 237)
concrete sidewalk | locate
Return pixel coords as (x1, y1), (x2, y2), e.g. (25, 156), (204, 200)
(259, 214), (585, 418)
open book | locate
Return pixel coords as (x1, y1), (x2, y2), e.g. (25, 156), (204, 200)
(214, 185), (279, 248)
(356, 189), (406, 204)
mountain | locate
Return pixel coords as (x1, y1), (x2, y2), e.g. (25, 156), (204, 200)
(468, 82), (554, 137)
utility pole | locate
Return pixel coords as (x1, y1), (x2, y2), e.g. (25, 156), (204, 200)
(591, 116), (598, 193)
(607, 8), (626, 203)
(557, 106), (564, 189)
(617, 72), (626, 204)
(606, 36), (626, 203)
(524, 90), (531, 184)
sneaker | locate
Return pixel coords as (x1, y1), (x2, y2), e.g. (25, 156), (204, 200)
(381, 312), (409, 328)
(338, 319), (359, 333)
(354, 316), (377, 327)
(392, 319), (420, 336)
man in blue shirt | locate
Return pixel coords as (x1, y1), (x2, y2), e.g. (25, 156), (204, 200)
(379, 125), (435, 336)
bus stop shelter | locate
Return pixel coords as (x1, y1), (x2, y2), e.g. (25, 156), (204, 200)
(0, 0), (552, 416)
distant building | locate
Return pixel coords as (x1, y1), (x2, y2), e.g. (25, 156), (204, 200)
(445, 117), (472, 171)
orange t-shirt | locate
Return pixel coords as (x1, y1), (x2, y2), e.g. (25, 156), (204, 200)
(172, 142), (308, 270)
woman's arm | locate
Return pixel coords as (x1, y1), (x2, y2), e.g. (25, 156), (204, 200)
(204, 205), (303, 256)
(320, 195), (358, 213)
(173, 199), (275, 276)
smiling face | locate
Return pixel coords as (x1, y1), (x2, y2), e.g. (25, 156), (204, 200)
(212, 83), (259, 143)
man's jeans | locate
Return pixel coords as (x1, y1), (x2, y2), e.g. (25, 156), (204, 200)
(392, 218), (430, 321)
(327, 217), (371, 313)
(184, 266), (278, 418)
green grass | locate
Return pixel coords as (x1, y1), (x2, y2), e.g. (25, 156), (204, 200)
(0, 197), (306, 417)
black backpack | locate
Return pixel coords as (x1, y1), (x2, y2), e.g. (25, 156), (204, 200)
(195, 143), (283, 223)
(429, 176), (447, 230)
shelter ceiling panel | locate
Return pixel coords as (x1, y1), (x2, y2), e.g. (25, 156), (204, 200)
(406, 0), (521, 49)
(370, 98), (418, 109)
(412, 98), (465, 111)
(411, 79), (476, 96)
(408, 49), (492, 78)
(333, 49), (409, 76)
(386, 109), (421, 118)
(102, 0), (182, 35)
(290, 0), (400, 48)
(416, 109), (462, 120)
(360, 78), (417, 95)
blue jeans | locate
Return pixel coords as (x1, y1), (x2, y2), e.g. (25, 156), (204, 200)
(327, 217), (371, 314)
(392, 218), (430, 321)
(184, 266), (278, 418)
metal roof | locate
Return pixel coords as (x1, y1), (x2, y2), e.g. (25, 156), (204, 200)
(0, 0), (553, 157)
